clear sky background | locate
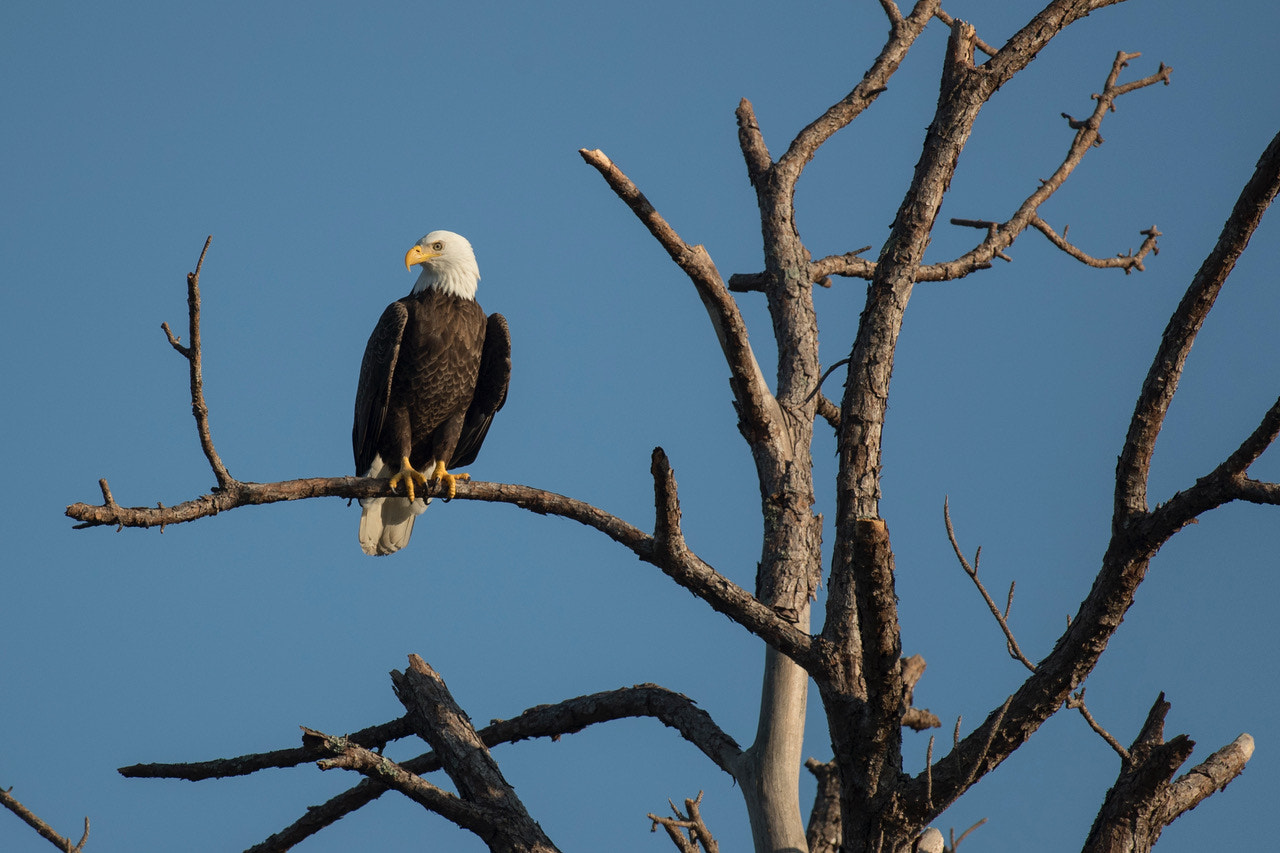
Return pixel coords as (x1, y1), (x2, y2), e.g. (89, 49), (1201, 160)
(3, 2), (1278, 851)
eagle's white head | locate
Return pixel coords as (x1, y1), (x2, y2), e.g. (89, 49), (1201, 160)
(406, 230), (481, 300)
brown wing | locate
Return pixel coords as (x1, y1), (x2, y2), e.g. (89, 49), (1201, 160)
(353, 300), (408, 475)
(450, 313), (510, 468)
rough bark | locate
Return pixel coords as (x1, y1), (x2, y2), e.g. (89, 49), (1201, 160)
(59, 4), (1276, 853)
(1082, 695), (1254, 853)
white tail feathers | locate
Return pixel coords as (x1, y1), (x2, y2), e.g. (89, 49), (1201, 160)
(359, 455), (432, 556)
(358, 496), (428, 555)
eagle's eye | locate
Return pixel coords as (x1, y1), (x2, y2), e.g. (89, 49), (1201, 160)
(433, 242), (444, 251)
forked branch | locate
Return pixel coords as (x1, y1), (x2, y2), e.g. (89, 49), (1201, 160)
(577, 147), (790, 457)
(160, 236), (234, 489)
(648, 791), (720, 853)
(130, 681), (744, 852)
(943, 498), (1035, 671)
(1081, 693), (1251, 853)
(0, 787), (89, 853)
(65, 241), (814, 667)
(730, 51), (1171, 290)
(1116, 127), (1280, 527)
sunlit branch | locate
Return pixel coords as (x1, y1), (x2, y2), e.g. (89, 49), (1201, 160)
(0, 787), (90, 853)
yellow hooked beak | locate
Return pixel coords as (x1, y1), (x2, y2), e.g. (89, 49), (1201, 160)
(404, 244), (437, 271)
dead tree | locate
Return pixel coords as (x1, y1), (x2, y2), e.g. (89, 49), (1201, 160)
(58, 2), (1278, 852)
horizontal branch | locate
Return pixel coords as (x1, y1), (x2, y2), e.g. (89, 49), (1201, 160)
(205, 683), (743, 852)
(119, 715), (413, 780)
(69, 470), (817, 666)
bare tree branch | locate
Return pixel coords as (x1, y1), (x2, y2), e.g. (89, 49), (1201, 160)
(944, 497), (1036, 671)
(648, 791), (720, 853)
(1081, 694), (1205, 853)
(773, 0), (940, 183)
(738, 52), (1170, 291)
(1115, 128), (1280, 528)
(302, 726), (499, 835)
(69, 450), (813, 667)
(243, 683), (744, 852)
(161, 236), (234, 490)
(119, 715), (413, 781)
(391, 655), (558, 853)
(1160, 733), (1254, 826)
(1066, 688), (1130, 762)
(803, 759), (842, 853)
(0, 786), (89, 853)
(577, 147), (792, 459)
(1026, 215), (1160, 274)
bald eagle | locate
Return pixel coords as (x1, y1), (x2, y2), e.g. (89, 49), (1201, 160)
(352, 231), (510, 556)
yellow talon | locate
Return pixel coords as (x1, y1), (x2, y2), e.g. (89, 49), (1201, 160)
(429, 459), (471, 501)
(387, 456), (429, 502)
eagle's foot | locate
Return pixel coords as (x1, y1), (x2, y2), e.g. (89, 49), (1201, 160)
(388, 456), (429, 502)
(429, 460), (471, 501)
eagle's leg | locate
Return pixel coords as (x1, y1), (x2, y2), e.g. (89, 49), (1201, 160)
(387, 456), (430, 502)
(428, 459), (470, 501)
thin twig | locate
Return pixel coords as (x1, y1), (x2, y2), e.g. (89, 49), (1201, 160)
(742, 53), (1172, 289)
(943, 498), (1036, 671)
(803, 357), (852, 404)
(1066, 688), (1130, 761)
(950, 817), (987, 851)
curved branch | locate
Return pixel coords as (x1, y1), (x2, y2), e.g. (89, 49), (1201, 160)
(1115, 128), (1280, 528)
(246, 683), (745, 852)
(1026, 215), (1160, 274)
(70, 470), (814, 665)
(773, 0), (940, 184)
(578, 147), (791, 458)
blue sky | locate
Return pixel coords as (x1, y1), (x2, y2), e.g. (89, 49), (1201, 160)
(3, 2), (1278, 851)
